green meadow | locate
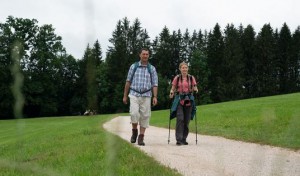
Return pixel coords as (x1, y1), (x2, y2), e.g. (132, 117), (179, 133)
(152, 92), (300, 149)
(0, 115), (180, 176)
(0, 93), (299, 175)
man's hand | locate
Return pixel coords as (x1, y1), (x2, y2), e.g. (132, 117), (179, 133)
(152, 97), (157, 106)
(123, 96), (128, 104)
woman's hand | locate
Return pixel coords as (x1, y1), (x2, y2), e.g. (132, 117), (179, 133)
(169, 90), (174, 99)
(193, 87), (198, 94)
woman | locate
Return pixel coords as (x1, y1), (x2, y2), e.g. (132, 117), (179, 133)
(169, 62), (198, 145)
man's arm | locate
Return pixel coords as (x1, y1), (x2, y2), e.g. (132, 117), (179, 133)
(152, 86), (158, 106)
(123, 81), (131, 104)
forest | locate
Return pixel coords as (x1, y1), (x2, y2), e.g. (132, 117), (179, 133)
(0, 16), (299, 119)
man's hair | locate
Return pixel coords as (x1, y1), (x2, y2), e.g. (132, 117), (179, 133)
(139, 48), (149, 54)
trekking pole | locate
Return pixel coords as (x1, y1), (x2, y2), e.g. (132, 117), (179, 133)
(168, 113), (171, 144)
(194, 91), (198, 145)
(168, 96), (173, 144)
(195, 110), (198, 145)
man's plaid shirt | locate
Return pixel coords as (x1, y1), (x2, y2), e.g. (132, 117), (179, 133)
(126, 61), (158, 97)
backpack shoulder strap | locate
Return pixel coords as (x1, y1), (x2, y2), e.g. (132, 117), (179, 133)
(129, 62), (139, 83)
(148, 63), (154, 85)
(188, 74), (193, 92)
(147, 63), (152, 73)
(176, 74), (181, 92)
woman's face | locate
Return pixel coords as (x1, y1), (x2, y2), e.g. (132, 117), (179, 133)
(180, 64), (188, 74)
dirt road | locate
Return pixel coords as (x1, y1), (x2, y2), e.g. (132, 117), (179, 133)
(103, 116), (300, 176)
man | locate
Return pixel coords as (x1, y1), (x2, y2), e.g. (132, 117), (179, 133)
(123, 48), (158, 146)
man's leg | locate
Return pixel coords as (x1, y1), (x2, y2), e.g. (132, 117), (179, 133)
(131, 123), (138, 143)
(139, 126), (146, 134)
(138, 97), (151, 146)
(129, 95), (139, 143)
(138, 126), (146, 146)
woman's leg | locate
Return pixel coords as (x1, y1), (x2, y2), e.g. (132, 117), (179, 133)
(182, 106), (192, 144)
(176, 104), (184, 144)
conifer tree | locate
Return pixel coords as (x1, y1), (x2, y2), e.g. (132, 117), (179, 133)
(151, 26), (174, 80)
(223, 24), (244, 100)
(241, 25), (256, 98)
(291, 27), (300, 91)
(255, 24), (277, 96)
(181, 29), (191, 63)
(189, 30), (210, 104)
(206, 23), (224, 102)
(277, 23), (292, 93)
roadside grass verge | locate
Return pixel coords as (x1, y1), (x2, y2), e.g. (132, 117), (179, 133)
(151, 93), (300, 150)
(0, 115), (181, 176)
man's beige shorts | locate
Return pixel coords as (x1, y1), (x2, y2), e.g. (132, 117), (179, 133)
(129, 95), (151, 128)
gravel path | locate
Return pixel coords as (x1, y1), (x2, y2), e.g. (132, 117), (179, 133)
(103, 116), (300, 176)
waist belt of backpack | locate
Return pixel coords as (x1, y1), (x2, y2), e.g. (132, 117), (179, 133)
(178, 93), (192, 99)
(176, 92), (192, 96)
(130, 87), (152, 94)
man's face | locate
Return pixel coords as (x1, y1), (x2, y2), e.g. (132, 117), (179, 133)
(140, 50), (149, 61)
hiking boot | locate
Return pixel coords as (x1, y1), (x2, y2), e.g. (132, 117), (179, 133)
(138, 134), (145, 146)
(176, 141), (184, 146)
(182, 139), (188, 145)
(130, 129), (138, 143)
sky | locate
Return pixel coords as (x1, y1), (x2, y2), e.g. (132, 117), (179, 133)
(1, 0), (299, 59)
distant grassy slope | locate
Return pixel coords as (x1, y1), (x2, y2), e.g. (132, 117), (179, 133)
(0, 115), (181, 176)
(151, 93), (300, 150)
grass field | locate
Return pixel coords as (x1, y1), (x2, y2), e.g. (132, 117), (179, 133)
(151, 92), (300, 150)
(0, 114), (180, 176)
(0, 93), (299, 175)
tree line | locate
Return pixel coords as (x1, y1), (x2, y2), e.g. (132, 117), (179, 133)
(0, 16), (299, 119)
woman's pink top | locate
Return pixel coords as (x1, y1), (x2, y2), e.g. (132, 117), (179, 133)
(172, 75), (197, 93)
